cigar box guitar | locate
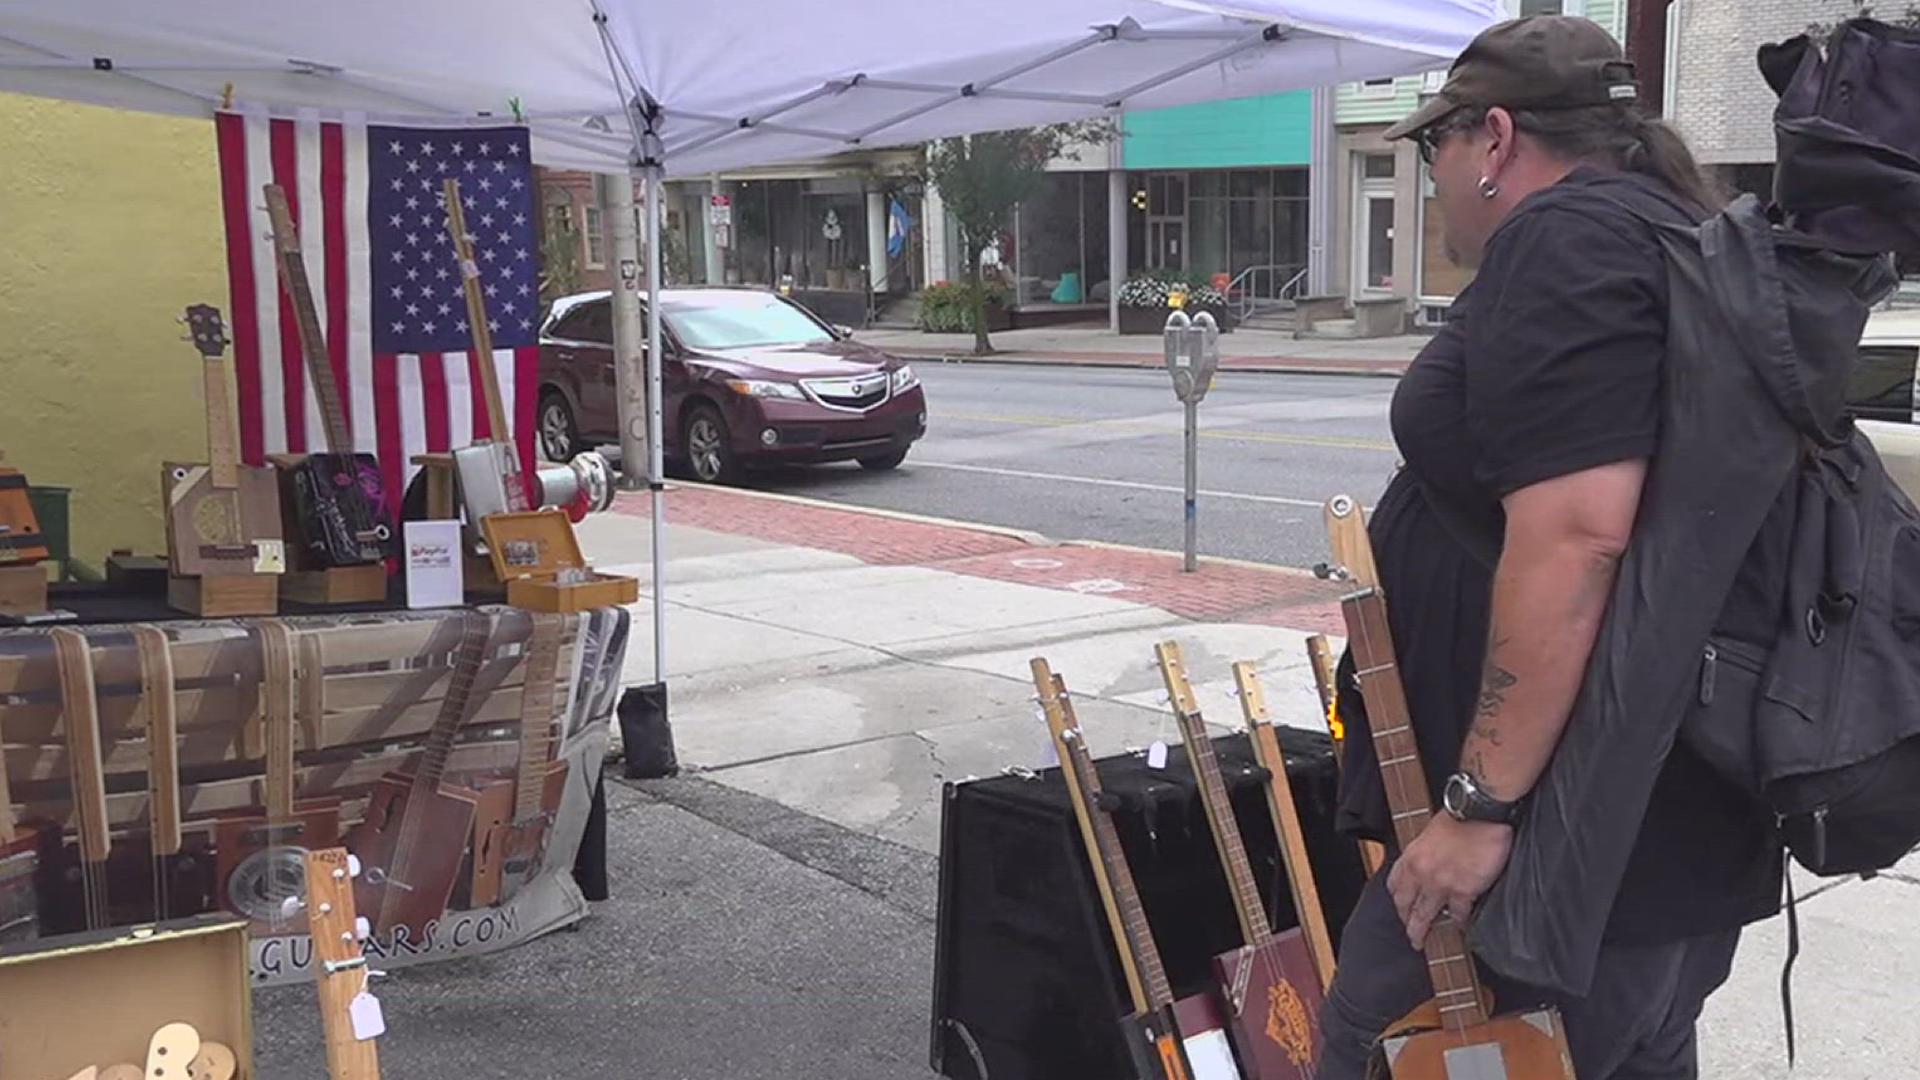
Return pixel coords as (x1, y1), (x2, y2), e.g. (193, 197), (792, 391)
(167, 306), (285, 578)
(464, 612), (569, 908)
(263, 184), (394, 567)
(0, 463), (49, 565)
(1033, 658), (1236, 1080)
(1155, 642), (1324, 1080)
(1322, 494), (1577, 1080)
(345, 611), (488, 940)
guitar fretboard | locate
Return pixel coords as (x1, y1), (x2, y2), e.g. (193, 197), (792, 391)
(413, 613), (494, 796)
(1341, 587), (1488, 1031)
(1056, 710), (1176, 1010)
(258, 620), (298, 823)
(266, 185), (354, 454)
(1160, 649), (1270, 948)
(515, 615), (565, 821)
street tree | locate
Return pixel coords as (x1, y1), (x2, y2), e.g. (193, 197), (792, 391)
(925, 123), (1112, 355)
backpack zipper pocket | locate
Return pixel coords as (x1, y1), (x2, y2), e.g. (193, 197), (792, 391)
(1700, 637), (1767, 705)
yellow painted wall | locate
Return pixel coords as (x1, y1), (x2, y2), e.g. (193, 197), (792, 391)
(0, 92), (228, 573)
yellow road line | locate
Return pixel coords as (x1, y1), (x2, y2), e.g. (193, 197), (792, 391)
(936, 410), (1397, 452)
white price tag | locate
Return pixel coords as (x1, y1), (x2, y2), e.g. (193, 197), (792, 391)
(349, 991), (387, 1041)
(1147, 741), (1169, 770)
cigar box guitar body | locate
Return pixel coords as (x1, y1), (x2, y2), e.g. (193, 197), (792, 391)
(1322, 494), (1577, 1080)
(167, 306), (285, 579)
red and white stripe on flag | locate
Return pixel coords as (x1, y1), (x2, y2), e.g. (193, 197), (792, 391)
(213, 110), (539, 521)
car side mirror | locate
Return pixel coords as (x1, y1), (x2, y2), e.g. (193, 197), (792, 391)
(833, 324), (855, 339)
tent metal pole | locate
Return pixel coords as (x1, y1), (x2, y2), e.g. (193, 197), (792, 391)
(664, 82), (851, 158)
(1104, 25), (1283, 104)
(643, 160), (666, 685)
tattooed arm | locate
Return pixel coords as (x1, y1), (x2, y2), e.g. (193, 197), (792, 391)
(1459, 457), (1649, 801)
(1388, 457), (1647, 947)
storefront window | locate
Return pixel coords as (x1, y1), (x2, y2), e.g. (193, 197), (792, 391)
(1009, 173), (1112, 308)
(1182, 167), (1310, 299)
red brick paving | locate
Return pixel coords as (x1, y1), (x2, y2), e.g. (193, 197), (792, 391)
(616, 486), (1344, 632)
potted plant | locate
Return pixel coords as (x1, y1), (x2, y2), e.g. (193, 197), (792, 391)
(917, 280), (1013, 333)
(1116, 271), (1235, 335)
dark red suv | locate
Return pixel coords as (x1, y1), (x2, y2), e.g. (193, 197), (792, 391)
(535, 289), (928, 484)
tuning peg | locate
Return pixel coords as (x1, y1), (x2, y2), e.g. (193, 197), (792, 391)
(280, 896), (305, 919)
(347, 853), (363, 879)
(355, 916), (371, 941)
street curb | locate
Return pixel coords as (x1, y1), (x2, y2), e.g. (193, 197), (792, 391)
(894, 351), (1407, 379)
(640, 479), (1055, 548)
(1055, 537), (1339, 583)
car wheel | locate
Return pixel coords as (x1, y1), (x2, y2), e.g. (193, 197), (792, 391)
(538, 393), (579, 462)
(858, 448), (909, 472)
(684, 404), (743, 485)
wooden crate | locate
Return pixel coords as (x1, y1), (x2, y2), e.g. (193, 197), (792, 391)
(168, 574), (279, 617)
(0, 914), (254, 1080)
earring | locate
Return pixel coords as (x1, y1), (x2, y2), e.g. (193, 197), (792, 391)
(1477, 176), (1500, 200)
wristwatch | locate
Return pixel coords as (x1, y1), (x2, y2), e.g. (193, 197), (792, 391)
(1442, 771), (1526, 826)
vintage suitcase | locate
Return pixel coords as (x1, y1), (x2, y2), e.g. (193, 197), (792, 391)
(929, 729), (1365, 1080)
(0, 913), (255, 1080)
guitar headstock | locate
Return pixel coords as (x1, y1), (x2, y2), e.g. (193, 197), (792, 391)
(1030, 657), (1072, 743)
(1230, 661), (1271, 725)
(1317, 493), (1379, 590)
(183, 305), (229, 359)
(1152, 641), (1200, 718)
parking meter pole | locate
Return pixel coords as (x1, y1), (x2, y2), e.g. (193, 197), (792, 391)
(1184, 396), (1198, 572)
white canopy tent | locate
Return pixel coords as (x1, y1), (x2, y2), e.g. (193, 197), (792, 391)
(0, 0), (1498, 686)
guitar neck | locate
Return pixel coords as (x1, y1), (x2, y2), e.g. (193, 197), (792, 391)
(1155, 644), (1268, 947)
(202, 357), (242, 489)
(413, 613), (494, 795)
(257, 620), (298, 822)
(515, 615), (565, 820)
(1232, 660), (1340, 989)
(1340, 587), (1487, 1030)
(265, 184), (354, 454)
(442, 180), (514, 442)
(133, 626), (183, 857)
(1047, 676), (1177, 1011)
(51, 629), (110, 865)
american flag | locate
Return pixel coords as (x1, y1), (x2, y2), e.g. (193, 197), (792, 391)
(214, 112), (540, 520)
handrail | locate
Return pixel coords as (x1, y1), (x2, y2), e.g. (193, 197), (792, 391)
(1224, 262), (1307, 320)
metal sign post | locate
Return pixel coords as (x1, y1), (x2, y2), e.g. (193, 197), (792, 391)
(1163, 310), (1220, 572)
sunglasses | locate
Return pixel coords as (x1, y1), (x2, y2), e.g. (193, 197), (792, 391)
(1417, 114), (1481, 166)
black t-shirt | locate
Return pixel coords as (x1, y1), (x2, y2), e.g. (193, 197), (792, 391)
(1338, 167), (1783, 946)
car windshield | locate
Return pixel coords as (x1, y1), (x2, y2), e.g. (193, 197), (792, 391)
(663, 296), (834, 350)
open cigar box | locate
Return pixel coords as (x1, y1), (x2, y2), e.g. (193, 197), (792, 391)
(0, 913), (254, 1080)
(481, 508), (638, 613)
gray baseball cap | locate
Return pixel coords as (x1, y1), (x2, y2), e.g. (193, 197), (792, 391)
(1383, 15), (1640, 141)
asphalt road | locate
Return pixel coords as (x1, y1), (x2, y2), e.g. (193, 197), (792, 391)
(752, 363), (1403, 570)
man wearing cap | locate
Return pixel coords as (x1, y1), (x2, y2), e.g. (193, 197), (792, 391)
(1319, 16), (1781, 1080)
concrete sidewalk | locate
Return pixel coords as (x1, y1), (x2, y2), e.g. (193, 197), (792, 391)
(257, 483), (1919, 1079)
(854, 324), (1422, 377)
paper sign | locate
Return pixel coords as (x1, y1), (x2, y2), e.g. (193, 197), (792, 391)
(405, 520), (465, 609)
(1147, 741), (1169, 770)
(349, 991), (386, 1041)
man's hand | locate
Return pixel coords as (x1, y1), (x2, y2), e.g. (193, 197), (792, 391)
(1387, 815), (1515, 950)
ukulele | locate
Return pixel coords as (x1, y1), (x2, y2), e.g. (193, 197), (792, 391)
(167, 306), (286, 578)
(1033, 658), (1221, 1080)
(1321, 494), (1577, 1079)
(263, 184), (394, 567)
(1156, 642), (1324, 1079)
(443, 177), (533, 518)
(465, 612), (569, 908)
(345, 611), (488, 940)
(215, 619), (340, 932)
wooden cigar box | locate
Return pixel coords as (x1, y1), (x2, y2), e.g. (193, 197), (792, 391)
(481, 509), (637, 613)
(0, 914), (255, 1080)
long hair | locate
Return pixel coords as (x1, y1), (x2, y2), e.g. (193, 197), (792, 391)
(1457, 103), (1725, 213)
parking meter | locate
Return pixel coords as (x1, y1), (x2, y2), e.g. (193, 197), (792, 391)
(1162, 311), (1221, 570)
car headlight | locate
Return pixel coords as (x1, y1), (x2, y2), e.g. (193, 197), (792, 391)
(891, 365), (919, 393)
(726, 379), (806, 401)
